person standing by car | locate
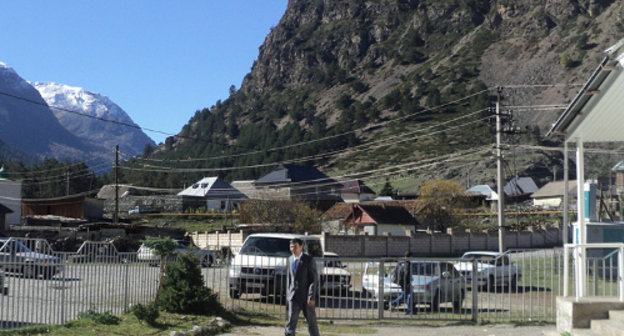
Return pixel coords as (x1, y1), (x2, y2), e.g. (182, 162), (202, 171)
(391, 251), (413, 314)
(284, 238), (320, 336)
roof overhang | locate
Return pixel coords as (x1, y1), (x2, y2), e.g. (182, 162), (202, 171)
(548, 38), (624, 143)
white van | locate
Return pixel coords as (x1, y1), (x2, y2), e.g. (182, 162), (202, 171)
(228, 233), (323, 299)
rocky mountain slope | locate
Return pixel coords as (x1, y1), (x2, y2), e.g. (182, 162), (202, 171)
(135, 0), (624, 192)
(32, 82), (155, 156)
(0, 62), (94, 161)
(0, 62), (154, 168)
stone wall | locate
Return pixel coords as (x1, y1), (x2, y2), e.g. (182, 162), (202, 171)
(103, 195), (184, 218)
(190, 227), (563, 257)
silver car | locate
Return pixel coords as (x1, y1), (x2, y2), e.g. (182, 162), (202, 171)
(407, 261), (466, 310)
(0, 238), (60, 279)
(363, 260), (466, 311)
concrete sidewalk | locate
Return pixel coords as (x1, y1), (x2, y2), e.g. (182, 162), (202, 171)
(221, 323), (556, 336)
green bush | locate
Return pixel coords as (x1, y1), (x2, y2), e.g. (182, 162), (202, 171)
(77, 309), (120, 325)
(129, 303), (159, 325)
(158, 252), (222, 315)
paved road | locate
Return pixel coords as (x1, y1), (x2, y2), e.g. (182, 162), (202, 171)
(221, 323), (556, 336)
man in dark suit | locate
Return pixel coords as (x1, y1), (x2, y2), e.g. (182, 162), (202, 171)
(284, 238), (320, 336)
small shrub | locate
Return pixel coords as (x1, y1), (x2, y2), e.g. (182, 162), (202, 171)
(159, 252), (223, 315)
(560, 52), (573, 68)
(77, 309), (120, 325)
(129, 303), (159, 325)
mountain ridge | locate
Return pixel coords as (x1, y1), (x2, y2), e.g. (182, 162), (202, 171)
(0, 62), (155, 167)
(113, 0), (624, 192)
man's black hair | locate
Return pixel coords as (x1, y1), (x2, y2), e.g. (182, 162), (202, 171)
(290, 238), (304, 246)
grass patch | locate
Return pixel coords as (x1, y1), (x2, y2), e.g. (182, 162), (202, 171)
(0, 312), (231, 336)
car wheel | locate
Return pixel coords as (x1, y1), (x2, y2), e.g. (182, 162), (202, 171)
(201, 255), (212, 268)
(488, 275), (496, 291)
(510, 274), (518, 290)
(431, 291), (440, 311)
(23, 265), (38, 279)
(229, 289), (241, 299)
(453, 290), (464, 311)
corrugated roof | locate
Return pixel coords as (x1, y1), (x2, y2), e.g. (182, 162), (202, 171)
(466, 184), (499, 200)
(178, 177), (246, 199)
(531, 180), (578, 199)
(356, 204), (418, 225)
(253, 164), (336, 185)
(504, 177), (538, 197)
(340, 179), (375, 194)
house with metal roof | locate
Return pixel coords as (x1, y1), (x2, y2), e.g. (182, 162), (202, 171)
(342, 203), (419, 236)
(504, 176), (539, 200)
(178, 176), (246, 212)
(339, 179), (375, 203)
(531, 180), (577, 208)
(252, 164), (341, 202)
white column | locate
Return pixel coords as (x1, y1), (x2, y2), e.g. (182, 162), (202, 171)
(575, 139), (586, 299)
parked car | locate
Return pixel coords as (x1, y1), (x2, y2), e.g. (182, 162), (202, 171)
(137, 239), (215, 267)
(228, 233), (324, 299)
(362, 261), (403, 301)
(454, 251), (521, 290)
(363, 260), (466, 311)
(0, 238), (60, 279)
(320, 252), (351, 294)
(128, 205), (160, 215)
(0, 266), (7, 295)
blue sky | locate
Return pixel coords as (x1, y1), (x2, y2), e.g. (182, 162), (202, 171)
(0, 0), (288, 144)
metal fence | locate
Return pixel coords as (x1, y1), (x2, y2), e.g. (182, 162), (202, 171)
(218, 249), (565, 323)
(563, 243), (624, 301)
(0, 238), (565, 329)
(0, 239), (160, 329)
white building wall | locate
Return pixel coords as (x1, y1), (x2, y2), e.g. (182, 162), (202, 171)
(377, 224), (412, 236)
(533, 197), (562, 207)
(0, 180), (21, 226)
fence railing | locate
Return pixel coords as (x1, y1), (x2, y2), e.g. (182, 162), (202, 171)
(0, 238), (159, 329)
(563, 243), (624, 301)
(0, 238), (564, 329)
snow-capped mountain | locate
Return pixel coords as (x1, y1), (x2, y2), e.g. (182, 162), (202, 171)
(0, 62), (93, 160)
(32, 82), (155, 156)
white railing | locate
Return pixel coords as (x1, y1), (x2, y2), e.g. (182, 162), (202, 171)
(563, 243), (624, 302)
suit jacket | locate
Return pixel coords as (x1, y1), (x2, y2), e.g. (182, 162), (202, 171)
(286, 252), (318, 305)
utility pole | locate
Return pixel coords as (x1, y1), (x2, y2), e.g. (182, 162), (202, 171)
(495, 87), (506, 253)
(114, 144), (119, 225)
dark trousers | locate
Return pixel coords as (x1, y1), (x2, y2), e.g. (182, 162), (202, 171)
(284, 300), (320, 336)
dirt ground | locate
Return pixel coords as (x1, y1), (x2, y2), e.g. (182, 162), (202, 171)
(220, 323), (556, 336)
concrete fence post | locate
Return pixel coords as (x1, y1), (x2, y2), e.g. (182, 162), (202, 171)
(447, 228), (453, 255)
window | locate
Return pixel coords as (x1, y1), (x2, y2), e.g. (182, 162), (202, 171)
(192, 184), (199, 189)
(304, 240), (323, 257)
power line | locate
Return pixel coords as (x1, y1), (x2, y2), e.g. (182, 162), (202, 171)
(121, 115), (490, 173)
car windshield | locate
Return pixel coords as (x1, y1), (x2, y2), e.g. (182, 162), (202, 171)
(176, 240), (191, 248)
(461, 253), (497, 264)
(240, 237), (292, 257)
(411, 262), (436, 276)
(0, 240), (32, 254)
